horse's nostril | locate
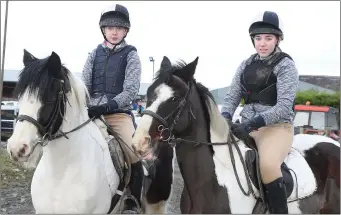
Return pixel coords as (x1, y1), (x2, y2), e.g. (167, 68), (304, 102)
(144, 136), (151, 145)
(18, 144), (28, 157)
(132, 144), (137, 152)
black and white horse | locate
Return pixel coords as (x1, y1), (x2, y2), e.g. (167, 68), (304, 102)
(132, 56), (340, 213)
(7, 50), (126, 213)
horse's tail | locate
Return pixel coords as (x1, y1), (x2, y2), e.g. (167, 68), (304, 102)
(301, 140), (340, 213)
(302, 141), (339, 190)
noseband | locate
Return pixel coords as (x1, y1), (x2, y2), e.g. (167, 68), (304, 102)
(142, 81), (192, 144)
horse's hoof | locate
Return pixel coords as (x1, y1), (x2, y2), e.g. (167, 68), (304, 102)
(120, 197), (141, 214)
(122, 209), (139, 214)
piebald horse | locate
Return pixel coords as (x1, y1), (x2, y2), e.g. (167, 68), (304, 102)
(132, 56), (340, 213)
(7, 50), (131, 213)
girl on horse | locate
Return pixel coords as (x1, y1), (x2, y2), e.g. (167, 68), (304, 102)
(82, 4), (143, 214)
(221, 11), (299, 213)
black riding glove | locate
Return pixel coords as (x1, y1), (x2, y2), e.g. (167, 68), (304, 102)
(88, 105), (107, 118)
(231, 116), (266, 140)
(88, 100), (118, 118)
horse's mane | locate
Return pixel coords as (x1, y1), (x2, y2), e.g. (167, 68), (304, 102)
(14, 56), (89, 115)
(67, 72), (90, 114)
(154, 60), (216, 109)
(14, 57), (62, 100)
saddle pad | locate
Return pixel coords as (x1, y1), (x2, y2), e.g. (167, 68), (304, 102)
(284, 148), (317, 202)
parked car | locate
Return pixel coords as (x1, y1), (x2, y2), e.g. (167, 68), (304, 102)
(1, 101), (19, 141)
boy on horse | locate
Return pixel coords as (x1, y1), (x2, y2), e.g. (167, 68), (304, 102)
(221, 11), (299, 213)
(82, 4), (143, 214)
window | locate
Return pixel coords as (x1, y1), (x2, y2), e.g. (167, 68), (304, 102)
(327, 112), (339, 130)
(293, 112), (310, 127)
(310, 112), (325, 130)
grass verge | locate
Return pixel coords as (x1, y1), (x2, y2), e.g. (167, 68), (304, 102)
(0, 148), (34, 189)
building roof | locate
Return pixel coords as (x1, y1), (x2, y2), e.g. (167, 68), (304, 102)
(297, 81), (336, 94)
(3, 69), (151, 95)
(299, 75), (340, 91)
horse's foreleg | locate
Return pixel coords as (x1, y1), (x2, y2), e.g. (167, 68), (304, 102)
(142, 199), (167, 214)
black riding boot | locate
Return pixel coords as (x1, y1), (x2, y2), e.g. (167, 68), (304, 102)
(122, 161), (143, 214)
(264, 177), (288, 214)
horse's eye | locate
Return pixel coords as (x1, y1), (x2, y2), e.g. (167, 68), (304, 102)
(172, 97), (178, 102)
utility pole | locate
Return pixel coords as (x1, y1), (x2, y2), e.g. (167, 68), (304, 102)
(149, 56), (155, 81)
(0, 1), (10, 140)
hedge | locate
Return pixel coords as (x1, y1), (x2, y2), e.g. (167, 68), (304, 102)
(240, 89), (340, 109)
(295, 90), (340, 109)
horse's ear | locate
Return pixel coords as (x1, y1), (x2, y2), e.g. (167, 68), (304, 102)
(160, 56), (172, 68)
(47, 51), (62, 78)
(177, 56), (199, 82)
(23, 49), (38, 66)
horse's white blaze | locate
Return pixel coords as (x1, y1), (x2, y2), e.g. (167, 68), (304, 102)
(132, 84), (174, 152)
(7, 74), (120, 213)
(7, 91), (43, 164)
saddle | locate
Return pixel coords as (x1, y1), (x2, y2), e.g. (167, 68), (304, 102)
(243, 137), (294, 213)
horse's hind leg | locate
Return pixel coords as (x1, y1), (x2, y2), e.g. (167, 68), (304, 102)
(319, 154), (340, 214)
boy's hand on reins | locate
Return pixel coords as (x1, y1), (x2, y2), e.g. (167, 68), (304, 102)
(87, 100), (119, 118)
(231, 116), (266, 140)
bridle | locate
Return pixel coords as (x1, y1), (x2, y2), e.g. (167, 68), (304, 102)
(16, 78), (92, 150)
(141, 81), (193, 146)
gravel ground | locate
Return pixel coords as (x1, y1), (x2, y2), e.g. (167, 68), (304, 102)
(0, 141), (183, 214)
(0, 141), (35, 214)
(165, 155), (183, 214)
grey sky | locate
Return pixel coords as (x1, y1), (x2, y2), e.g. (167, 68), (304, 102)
(1, 1), (340, 90)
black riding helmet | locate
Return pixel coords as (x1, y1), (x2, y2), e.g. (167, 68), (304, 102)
(99, 4), (131, 46)
(249, 11), (284, 47)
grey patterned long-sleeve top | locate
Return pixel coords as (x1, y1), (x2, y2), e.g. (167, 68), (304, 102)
(221, 51), (299, 125)
(81, 40), (141, 111)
